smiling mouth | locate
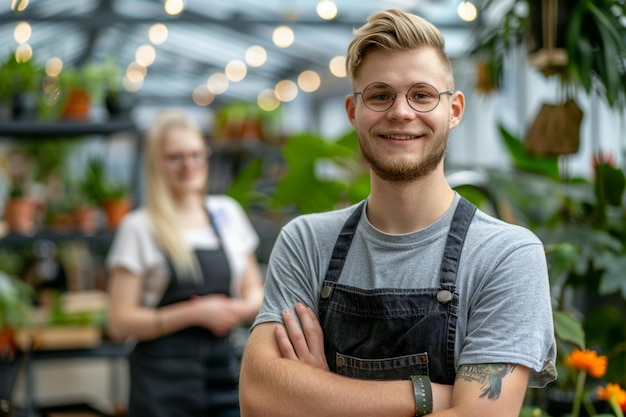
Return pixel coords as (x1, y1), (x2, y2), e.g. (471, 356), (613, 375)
(382, 134), (420, 140)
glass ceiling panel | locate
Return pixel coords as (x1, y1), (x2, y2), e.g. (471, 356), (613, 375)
(0, 0), (477, 108)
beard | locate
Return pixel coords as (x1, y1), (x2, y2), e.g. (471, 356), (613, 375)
(359, 130), (448, 183)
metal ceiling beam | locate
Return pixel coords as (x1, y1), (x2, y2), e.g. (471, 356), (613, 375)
(0, 8), (470, 30)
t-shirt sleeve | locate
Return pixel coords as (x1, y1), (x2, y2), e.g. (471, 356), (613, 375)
(459, 239), (557, 388)
(252, 218), (323, 328)
(106, 212), (153, 276)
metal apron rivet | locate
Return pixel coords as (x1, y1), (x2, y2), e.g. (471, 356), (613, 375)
(321, 285), (333, 299)
(336, 355), (346, 367)
(437, 290), (453, 304)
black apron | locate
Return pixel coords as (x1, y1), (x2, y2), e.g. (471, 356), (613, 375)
(127, 213), (241, 417)
(319, 198), (476, 384)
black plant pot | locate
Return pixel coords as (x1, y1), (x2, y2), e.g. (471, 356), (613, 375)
(105, 91), (135, 120)
(11, 93), (38, 120)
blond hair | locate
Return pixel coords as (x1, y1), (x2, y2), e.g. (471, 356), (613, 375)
(144, 109), (207, 281)
(346, 9), (454, 88)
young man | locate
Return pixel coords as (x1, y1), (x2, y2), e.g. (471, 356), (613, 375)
(239, 9), (557, 417)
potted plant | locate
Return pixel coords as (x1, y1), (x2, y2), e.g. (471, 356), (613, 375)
(55, 63), (106, 120)
(0, 248), (32, 394)
(214, 101), (283, 144)
(3, 183), (39, 235)
(0, 53), (43, 120)
(101, 56), (133, 119)
(79, 158), (131, 230)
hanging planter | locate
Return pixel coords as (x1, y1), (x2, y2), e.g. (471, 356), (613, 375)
(471, 0), (626, 111)
(525, 99), (583, 156)
(475, 59), (500, 94)
(526, 0), (569, 75)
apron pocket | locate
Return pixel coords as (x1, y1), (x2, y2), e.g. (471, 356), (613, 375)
(334, 352), (429, 380)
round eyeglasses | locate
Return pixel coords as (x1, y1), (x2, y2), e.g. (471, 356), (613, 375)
(354, 82), (454, 113)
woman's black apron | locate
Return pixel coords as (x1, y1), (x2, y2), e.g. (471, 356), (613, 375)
(127, 213), (241, 417)
(319, 198), (476, 384)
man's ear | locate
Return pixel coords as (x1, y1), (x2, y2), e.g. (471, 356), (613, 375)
(448, 91), (465, 130)
(345, 94), (356, 127)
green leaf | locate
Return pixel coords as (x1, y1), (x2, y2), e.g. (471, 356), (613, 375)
(498, 124), (560, 180)
(553, 310), (586, 349)
(594, 163), (626, 207)
(545, 242), (581, 288)
(226, 158), (263, 209)
(594, 18), (621, 106)
(599, 256), (626, 298)
(272, 130), (366, 213)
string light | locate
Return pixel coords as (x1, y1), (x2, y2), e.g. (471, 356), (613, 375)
(225, 60), (247, 82)
(149, 23), (168, 45)
(274, 79), (298, 102)
(297, 70), (321, 93)
(13, 21), (31, 44)
(207, 72), (229, 94)
(164, 0), (184, 16)
(273, 26), (294, 48)
(316, 1), (338, 20)
(245, 45), (267, 67)
(258, 89), (280, 111)
(329, 56), (346, 78)
(457, 1), (477, 22)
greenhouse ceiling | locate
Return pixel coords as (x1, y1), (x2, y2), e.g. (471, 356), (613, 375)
(0, 0), (480, 108)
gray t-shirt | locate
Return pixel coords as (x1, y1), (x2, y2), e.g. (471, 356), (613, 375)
(253, 194), (557, 388)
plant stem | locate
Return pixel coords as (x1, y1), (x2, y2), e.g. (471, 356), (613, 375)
(572, 370), (587, 417)
(610, 397), (625, 417)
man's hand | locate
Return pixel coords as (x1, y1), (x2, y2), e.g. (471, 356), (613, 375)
(274, 302), (330, 371)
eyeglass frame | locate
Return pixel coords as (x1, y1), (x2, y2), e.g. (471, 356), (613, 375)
(353, 82), (454, 113)
(163, 149), (210, 167)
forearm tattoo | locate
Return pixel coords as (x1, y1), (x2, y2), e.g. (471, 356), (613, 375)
(456, 364), (517, 400)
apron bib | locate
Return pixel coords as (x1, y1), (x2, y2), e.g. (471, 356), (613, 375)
(319, 198), (476, 384)
(128, 212), (240, 417)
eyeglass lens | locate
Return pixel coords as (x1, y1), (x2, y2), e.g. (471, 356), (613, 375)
(359, 83), (446, 113)
(165, 151), (208, 166)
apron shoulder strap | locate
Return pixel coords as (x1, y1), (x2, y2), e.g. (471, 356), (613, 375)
(324, 201), (366, 283)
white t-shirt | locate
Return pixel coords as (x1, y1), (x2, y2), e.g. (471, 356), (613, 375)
(106, 195), (259, 307)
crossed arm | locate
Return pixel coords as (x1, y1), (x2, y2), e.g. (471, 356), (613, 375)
(239, 303), (530, 417)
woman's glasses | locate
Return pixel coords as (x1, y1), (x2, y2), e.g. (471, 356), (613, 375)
(163, 150), (209, 167)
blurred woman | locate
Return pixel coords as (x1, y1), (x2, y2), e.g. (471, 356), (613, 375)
(106, 109), (264, 417)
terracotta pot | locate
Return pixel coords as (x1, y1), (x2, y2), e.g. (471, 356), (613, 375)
(101, 198), (131, 230)
(47, 212), (74, 234)
(72, 204), (99, 234)
(0, 327), (16, 360)
(61, 88), (91, 120)
(3, 197), (38, 235)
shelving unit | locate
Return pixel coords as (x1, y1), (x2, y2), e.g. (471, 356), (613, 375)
(0, 119), (140, 417)
(0, 120), (141, 203)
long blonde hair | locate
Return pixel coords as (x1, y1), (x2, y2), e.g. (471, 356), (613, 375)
(144, 109), (208, 281)
(346, 9), (454, 89)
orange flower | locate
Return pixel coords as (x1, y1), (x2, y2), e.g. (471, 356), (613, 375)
(598, 383), (626, 411)
(563, 348), (608, 378)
